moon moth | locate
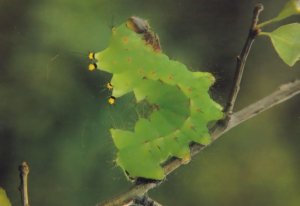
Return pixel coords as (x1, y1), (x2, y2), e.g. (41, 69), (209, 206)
(92, 17), (223, 180)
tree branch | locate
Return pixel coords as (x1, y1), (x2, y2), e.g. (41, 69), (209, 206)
(19, 161), (30, 206)
(99, 183), (157, 206)
(130, 195), (163, 206)
(223, 3), (264, 123)
(99, 79), (300, 206)
(225, 79), (300, 132)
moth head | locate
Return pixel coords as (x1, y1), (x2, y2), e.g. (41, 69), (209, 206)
(126, 16), (150, 34)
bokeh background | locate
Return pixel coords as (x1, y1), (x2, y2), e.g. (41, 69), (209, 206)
(0, 0), (299, 205)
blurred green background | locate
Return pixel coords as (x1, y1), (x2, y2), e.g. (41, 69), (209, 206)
(0, 0), (299, 205)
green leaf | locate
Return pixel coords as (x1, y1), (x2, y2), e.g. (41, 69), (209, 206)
(0, 188), (11, 206)
(258, 0), (300, 28)
(262, 23), (300, 67)
(276, 0), (300, 20)
(93, 17), (223, 180)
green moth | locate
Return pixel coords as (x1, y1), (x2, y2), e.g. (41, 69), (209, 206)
(91, 17), (223, 180)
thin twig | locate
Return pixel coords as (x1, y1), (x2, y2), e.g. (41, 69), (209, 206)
(227, 79), (300, 130)
(98, 183), (157, 206)
(222, 4), (264, 124)
(19, 161), (30, 206)
(132, 195), (163, 206)
(99, 79), (300, 206)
